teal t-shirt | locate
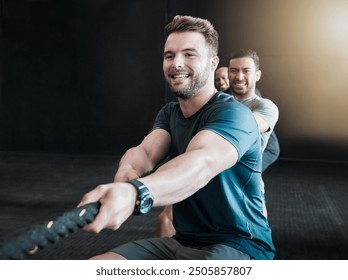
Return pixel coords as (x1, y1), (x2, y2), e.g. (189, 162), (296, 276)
(153, 92), (276, 260)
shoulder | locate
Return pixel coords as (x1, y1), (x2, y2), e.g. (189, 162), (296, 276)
(251, 97), (279, 127)
(205, 93), (254, 125)
(206, 93), (257, 127)
(163, 101), (179, 110)
(154, 102), (180, 128)
(251, 96), (278, 113)
(259, 97), (277, 107)
(158, 101), (180, 116)
(212, 92), (251, 111)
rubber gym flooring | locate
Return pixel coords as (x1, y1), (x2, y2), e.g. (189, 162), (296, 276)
(0, 151), (347, 260)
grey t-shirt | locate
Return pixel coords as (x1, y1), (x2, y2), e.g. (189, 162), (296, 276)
(240, 95), (279, 153)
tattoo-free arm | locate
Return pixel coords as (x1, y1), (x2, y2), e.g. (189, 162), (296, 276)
(141, 129), (239, 207)
(79, 129), (238, 233)
(114, 129), (171, 182)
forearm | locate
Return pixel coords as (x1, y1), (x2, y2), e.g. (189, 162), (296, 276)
(115, 129), (171, 182)
(79, 130), (237, 233)
(115, 146), (156, 181)
(140, 130), (238, 207)
(140, 149), (213, 206)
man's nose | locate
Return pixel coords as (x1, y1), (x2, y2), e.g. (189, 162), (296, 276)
(173, 55), (184, 69)
(236, 71), (244, 80)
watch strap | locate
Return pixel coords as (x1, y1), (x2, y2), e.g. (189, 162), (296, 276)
(127, 179), (151, 215)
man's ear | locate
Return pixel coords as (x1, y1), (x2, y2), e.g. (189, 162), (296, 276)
(256, 69), (262, 82)
(212, 56), (220, 71)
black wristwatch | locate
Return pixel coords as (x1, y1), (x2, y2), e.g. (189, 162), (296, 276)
(127, 179), (154, 215)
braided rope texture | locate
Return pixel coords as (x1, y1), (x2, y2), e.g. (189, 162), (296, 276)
(0, 202), (100, 260)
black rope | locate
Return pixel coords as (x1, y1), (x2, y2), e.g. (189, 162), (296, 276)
(0, 202), (100, 260)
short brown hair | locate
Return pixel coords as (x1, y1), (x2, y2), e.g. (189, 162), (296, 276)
(164, 15), (219, 57)
(228, 49), (260, 70)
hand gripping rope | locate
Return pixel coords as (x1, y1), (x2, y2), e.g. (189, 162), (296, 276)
(0, 202), (100, 260)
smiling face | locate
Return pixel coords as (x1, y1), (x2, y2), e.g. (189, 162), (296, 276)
(215, 67), (230, 92)
(228, 57), (261, 99)
(163, 31), (216, 100)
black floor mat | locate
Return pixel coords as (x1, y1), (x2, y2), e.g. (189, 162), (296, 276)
(264, 159), (348, 259)
(1, 152), (347, 259)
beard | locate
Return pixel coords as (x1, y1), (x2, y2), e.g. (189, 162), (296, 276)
(230, 87), (247, 97)
(167, 64), (211, 100)
(171, 78), (202, 100)
(230, 81), (251, 97)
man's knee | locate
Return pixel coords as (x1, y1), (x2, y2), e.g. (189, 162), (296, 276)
(89, 251), (127, 260)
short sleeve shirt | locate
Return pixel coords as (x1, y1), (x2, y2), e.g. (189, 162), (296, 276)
(241, 95), (279, 152)
(152, 92), (276, 260)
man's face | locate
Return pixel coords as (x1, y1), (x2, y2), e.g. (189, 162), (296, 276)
(215, 67), (230, 92)
(163, 31), (214, 99)
(228, 57), (261, 97)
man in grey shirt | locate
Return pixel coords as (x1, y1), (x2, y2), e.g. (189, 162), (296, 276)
(227, 48), (279, 217)
(215, 65), (280, 172)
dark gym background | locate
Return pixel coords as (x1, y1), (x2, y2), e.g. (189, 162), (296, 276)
(1, 0), (348, 160)
(0, 0), (347, 260)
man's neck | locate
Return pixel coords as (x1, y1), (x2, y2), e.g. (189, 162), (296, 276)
(178, 87), (217, 118)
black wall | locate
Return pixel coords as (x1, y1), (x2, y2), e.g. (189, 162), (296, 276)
(1, 0), (166, 155)
(1, 0), (348, 161)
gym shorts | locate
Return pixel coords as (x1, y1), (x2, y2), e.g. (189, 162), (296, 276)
(110, 237), (251, 260)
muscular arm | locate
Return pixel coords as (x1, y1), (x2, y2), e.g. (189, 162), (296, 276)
(155, 129), (240, 237)
(79, 129), (238, 233)
(141, 129), (238, 206)
(114, 129), (171, 182)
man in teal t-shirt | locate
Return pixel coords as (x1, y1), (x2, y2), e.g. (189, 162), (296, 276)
(154, 92), (275, 259)
(78, 15), (275, 260)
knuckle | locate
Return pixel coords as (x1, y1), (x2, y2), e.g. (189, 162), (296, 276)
(96, 184), (106, 191)
(111, 224), (121, 231)
(80, 193), (91, 203)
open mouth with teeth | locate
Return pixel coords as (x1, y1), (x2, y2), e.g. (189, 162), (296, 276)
(233, 82), (247, 88)
(172, 73), (190, 80)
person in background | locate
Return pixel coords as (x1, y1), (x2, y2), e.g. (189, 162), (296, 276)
(227, 48), (279, 216)
(215, 62), (280, 172)
(78, 15), (275, 260)
(214, 66), (230, 92)
(227, 49), (279, 171)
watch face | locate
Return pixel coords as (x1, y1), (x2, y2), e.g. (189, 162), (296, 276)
(128, 179), (154, 215)
(139, 195), (153, 214)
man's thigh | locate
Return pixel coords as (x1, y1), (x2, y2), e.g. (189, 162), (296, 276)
(110, 237), (251, 260)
